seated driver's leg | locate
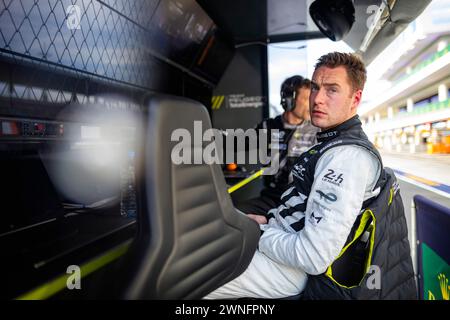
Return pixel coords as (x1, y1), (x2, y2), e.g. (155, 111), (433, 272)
(203, 250), (307, 299)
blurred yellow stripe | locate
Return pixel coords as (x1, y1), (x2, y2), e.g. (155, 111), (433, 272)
(405, 174), (439, 186)
(211, 96), (218, 109)
(217, 95), (225, 109)
(228, 169), (264, 193)
(211, 96), (225, 110)
(16, 240), (132, 300)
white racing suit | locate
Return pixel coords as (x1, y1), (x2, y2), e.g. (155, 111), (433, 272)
(205, 145), (381, 299)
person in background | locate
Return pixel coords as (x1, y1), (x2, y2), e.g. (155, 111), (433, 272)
(236, 75), (318, 216)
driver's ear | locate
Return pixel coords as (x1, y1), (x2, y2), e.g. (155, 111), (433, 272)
(352, 89), (362, 111)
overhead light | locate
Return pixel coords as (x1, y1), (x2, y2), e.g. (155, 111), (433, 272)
(309, 0), (355, 41)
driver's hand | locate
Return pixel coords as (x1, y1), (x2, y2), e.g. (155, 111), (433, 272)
(247, 214), (267, 225)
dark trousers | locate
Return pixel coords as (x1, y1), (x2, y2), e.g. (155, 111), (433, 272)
(235, 193), (281, 217)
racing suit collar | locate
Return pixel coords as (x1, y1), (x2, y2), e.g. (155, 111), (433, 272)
(316, 115), (362, 143)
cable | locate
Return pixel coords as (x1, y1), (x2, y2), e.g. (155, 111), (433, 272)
(270, 44), (307, 50)
(235, 41), (268, 49)
(62, 195), (120, 213)
(235, 42), (307, 50)
(269, 22), (306, 34)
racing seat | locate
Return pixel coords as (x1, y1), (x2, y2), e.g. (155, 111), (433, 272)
(120, 95), (260, 299)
